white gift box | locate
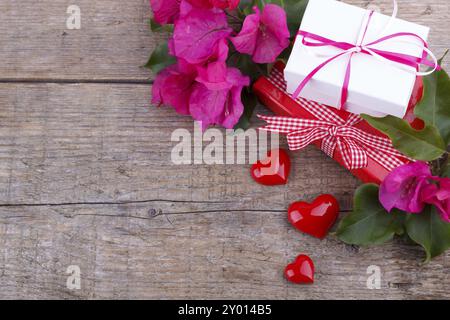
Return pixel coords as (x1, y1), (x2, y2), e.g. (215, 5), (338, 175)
(284, 0), (430, 118)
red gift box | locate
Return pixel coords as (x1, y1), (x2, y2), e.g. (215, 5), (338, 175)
(253, 62), (416, 185)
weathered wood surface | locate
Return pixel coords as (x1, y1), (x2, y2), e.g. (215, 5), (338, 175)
(0, 0), (160, 81)
(0, 0), (449, 299)
(0, 0), (448, 81)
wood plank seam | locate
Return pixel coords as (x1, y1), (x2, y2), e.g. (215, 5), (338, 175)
(0, 79), (154, 85)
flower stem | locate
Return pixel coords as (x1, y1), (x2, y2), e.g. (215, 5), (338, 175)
(225, 10), (243, 23)
(439, 152), (449, 177)
(433, 151), (450, 177)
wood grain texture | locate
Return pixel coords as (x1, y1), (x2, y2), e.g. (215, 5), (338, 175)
(0, 84), (448, 300)
(0, 0), (448, 81)
(0, 84), (359, 207)
(0, 0), (449, 299)
(0, 0), (159, 81)
(1, 203), (448, 300)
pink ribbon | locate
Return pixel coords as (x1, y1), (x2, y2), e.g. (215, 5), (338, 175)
(293, 10), (440, 109)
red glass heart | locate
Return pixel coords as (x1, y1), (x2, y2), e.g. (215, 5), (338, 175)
(288, 194), (340, 239)
(285, 255), (315, 284)
(251, 149), (291, 186)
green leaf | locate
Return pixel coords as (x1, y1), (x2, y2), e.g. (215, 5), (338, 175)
(277, 43), (294, 64)
(234, 88), (258, 130)
(415, 51), (450, 145)
(284, 0), (309, 38)
(238, 0), (254, 15)
(254, 0), (268, 10)
(238, 0), (308, 38)
(405, 206), (450, 263)
(143, 43), (176, 74)
(336, 184), (405, 246)
(362, 115), (447, 161)
(228, 53), (265, 82)
(442, 161), (450, 178)
(149, 19), (174, 33)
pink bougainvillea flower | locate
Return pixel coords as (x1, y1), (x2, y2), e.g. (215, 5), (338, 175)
(189, 62), (250, 129)
(187, 0), (239, 10)
(150, 0), (181, 25)
(421, 178), (450, 222)
(186, 0), (211, 8)
(379, 162), (432, 214)
(231, 4), (290, 64)
(170, 4), (233, 65)
(210, 0), (240, 10)
(152, 61), (249, 129)
(150, 0), (239, 25)
(152, 60), (197, 115)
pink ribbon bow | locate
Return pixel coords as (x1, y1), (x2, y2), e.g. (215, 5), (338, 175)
(258, 107), (407, 171)
(292, 2), (440, 109)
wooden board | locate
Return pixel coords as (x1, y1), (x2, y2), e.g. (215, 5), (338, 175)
(1, 203), (448, 299)
(0, 0), (159, 81)
(0, 84), (359, 206)
(0, 0), (448, 81)
(0, 0), (449, 299)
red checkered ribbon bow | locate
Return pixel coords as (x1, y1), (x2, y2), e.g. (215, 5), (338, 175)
(258, 112), (406, 171)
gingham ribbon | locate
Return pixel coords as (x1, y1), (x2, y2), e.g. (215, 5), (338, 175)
(259, 67), (407, 172)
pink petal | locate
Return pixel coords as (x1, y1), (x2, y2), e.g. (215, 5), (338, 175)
(230, 8), (260, 56)
(189, 83), (228, 127)
(219, 83), (244, 128)
(186, 0), (213, 9)
(152, 66), (173, 106)
(213, 39), (230, 63)
(260, 4), (291, 42)
(152, 63), (197, 115)
(253, 29), (288, 64)
(189, 66), (249, 129)
(379, 162), (432, 213)
(226, 66), (250, 88)
(171, 6), (232, 65)
(435, 179), (450, 201)
(219, 68), (249, 128)
(210, 0), (240, 10)
(150, 0), (181, 25)
(384, 162), (431, 194)
(407, 177), (429, 213)
(437, 198), (450, 222)
(177, 58), (197, 74)
(231, 4), (290, 64)
(422, 178), (450, 222)
(253, 4), (290, 63)
(162, 74), (196, 115)
(196, 62), (231, 91)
